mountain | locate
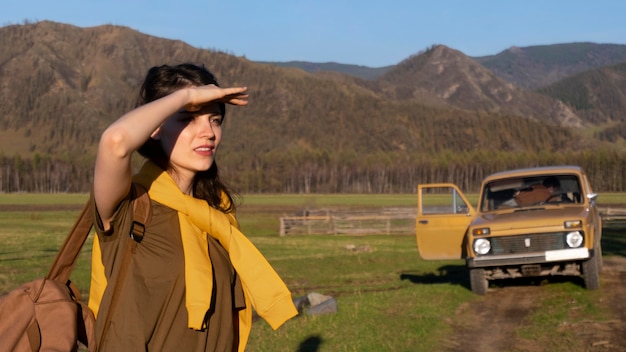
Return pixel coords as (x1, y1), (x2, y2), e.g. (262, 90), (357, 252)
(0, 21), (585, 157)
(538, 61), (626, 142)
(0, 21), (252, 157)
(270, 43), (626, 94)
(473, 42), (626, 89)
(1, 21), (624, 193)
(372, 45), (582, 127)
(263, 42), (626, 90)
(256, 61), (392, 80)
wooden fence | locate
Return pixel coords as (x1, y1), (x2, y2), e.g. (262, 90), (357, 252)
(278, 206), (626, 236)
(600, 206), (626, 221)
(279, 207), (416, 236)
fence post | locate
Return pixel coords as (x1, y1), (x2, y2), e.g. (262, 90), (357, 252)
(279, 217), (285, 237)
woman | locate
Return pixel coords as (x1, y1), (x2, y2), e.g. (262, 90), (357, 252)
(89, 63), (297, 351)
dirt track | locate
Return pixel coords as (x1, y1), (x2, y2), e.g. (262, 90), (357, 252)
(443, 256), (626, 352)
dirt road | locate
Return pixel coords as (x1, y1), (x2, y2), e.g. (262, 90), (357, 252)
(443, 256), (626, 352)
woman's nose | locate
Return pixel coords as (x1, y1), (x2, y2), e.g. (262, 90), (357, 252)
(198, 117), (215, 137)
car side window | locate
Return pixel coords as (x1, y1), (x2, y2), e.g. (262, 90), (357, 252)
(422, 187), (470, 215)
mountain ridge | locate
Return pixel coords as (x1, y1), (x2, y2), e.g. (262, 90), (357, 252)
(373, 45), (582, 127)
(272, 42), (626, 92)
(1, 21), (624, 193)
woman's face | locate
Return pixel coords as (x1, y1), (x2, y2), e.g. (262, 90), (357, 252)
(154, 102), (223, 179)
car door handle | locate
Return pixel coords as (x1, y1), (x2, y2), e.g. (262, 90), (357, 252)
(418, 220), (429, 224)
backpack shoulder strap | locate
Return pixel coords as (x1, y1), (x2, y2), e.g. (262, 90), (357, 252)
(46, 183), (152, 284)
(129, 183), (152, 243)
(97, 183), (151, 349)
(46, 200), (94, 283)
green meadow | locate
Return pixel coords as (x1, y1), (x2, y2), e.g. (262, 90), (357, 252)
(0, 193), (624, 351)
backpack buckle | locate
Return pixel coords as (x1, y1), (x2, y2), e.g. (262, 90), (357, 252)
(130, 221), (145, 243)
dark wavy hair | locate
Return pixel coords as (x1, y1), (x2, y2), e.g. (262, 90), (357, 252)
(136, 63), (236, 212)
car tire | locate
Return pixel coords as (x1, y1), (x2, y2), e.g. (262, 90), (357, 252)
(470, 268), (488, 295)
(582, 255), (600, 290)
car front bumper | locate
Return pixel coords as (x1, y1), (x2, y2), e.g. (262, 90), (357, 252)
(467, 248), (591, 268)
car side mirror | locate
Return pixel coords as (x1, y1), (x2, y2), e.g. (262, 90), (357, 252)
(587, 193), (598, 204)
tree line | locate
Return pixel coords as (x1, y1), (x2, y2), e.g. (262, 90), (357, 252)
(1, 149), (625, 194)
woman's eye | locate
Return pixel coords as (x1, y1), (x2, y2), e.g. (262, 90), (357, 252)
(210, 117), (223, 126)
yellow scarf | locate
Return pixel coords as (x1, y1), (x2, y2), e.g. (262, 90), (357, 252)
(89, 161), (297, 348)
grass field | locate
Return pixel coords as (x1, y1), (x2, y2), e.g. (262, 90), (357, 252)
(1, 193), (625, 351)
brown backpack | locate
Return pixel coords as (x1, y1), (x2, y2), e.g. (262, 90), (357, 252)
(0, 185), (150, 352)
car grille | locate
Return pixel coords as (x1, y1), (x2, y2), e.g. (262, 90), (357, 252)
(490, 232), (566, 254)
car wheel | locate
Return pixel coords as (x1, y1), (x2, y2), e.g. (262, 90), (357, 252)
(469, 268), (488, 295)
(582, 255), (600, 290)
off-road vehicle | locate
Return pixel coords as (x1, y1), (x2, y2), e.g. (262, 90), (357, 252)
(416, 166), (602, 294)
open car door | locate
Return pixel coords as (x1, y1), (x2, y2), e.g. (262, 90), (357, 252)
(416, 183), (475, 260)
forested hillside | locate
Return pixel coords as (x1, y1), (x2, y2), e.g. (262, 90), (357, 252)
(272, 43), (626, 92)
(1, 21), (625, 193)
(473, 42), (626, 89)
(538, 61), (626, 143)
(370, 45), (582, 127)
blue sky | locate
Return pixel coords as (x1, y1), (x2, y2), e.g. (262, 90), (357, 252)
(2, 1), (625, 67)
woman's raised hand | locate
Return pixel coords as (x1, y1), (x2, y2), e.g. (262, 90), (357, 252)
(185, 84), (249, 111)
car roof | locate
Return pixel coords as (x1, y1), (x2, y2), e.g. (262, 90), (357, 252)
(483, 165), (584, 183)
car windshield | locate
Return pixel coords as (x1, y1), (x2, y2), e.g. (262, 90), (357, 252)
(480, 174), (583, 212)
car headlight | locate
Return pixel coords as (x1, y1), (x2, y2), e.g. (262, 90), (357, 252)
(565, 231), (584, 248)
(473, 238), (491, 255)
